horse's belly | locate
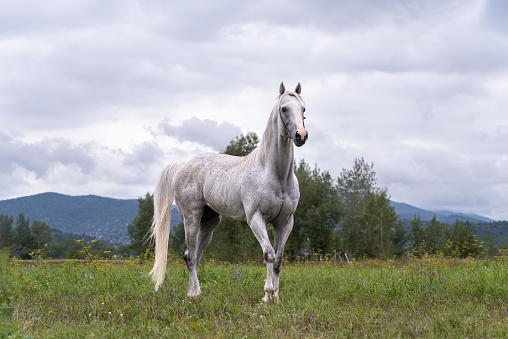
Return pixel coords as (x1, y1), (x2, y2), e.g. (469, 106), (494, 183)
(207, 199), (246, 221)
(203, 179), (246, 221)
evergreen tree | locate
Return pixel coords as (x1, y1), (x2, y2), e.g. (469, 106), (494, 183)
(31, 220), (52, 260)
(221, 132), (260, 156)
(360, 189), (398, 258)
(444, 220), (482, 258)
(14, 213), (34, 259)
(337, 158), (377, 255)
(390, 220), (407, 257)
(127, 193), (154, 256)
(482, 231), (497, 257)
(337, 158), (398, 258)
(424, 216), (447, 254)
(499, 235), (508, 250)
(0, 214), (14, 249)
(409, 214), (426, 256)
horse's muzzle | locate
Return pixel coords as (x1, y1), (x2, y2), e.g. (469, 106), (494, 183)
(294, 131), (308, 147)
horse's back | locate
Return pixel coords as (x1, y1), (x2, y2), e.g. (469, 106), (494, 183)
(172, 152), (250, 220)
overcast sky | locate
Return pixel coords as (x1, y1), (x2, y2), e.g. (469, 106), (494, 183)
(1, 0), (507, 220)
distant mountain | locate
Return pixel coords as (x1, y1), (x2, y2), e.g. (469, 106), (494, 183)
(433, 210), (494, 223)
(0, 193), (182, 245)
(389, 201), (437, 221)
(389, 201), (508, 245)
(1, 192), (497, 245)
(389, 201), (495, 224)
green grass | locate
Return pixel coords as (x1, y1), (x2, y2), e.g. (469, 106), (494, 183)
(1, 255), (508, 338)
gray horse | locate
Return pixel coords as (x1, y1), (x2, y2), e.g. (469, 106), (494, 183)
(150, 82), (307, 302)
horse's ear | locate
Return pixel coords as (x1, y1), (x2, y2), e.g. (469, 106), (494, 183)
(295, 82), (301, 94)
(279, 82), (285, 95)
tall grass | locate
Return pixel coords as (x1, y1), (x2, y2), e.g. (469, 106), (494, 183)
(1, 252), (508, 338)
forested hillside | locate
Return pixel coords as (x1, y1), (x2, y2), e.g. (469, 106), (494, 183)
(0, 193), (183, 245)
(0, 193), (137, 244)
(475, 221), (508, 245)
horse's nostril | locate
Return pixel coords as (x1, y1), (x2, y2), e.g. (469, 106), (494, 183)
(295, 132), (301, 141)
(304, 132), (308, 141)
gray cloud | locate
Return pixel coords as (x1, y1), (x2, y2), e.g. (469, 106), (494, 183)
(123, 142), (164, 167)
(159, 118), (242, 151)
(482, 0), (508, 33)
(0, 133), (172, 199)
(2, 0), (504, 132)
(0, 134), (95, 178)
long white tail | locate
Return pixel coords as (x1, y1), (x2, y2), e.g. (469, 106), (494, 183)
(149, 162), (184, 291)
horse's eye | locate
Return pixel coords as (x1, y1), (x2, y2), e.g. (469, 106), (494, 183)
(281, 107), (287, 112)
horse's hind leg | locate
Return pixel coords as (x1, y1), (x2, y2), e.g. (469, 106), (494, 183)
(182, 207), (204, 298)
(182, 205), (221, 298)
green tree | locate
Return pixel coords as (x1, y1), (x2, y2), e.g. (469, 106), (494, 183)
(127, 193), (154, 256)
(63, 237), (84, 259)
(14, 213), (34, 259)
(360, 189), (398, 258)
(424, 216), (447, 254)
(337, 158), (397, 258)
(499, 235), (508, 250)
(291, 160), (341, 255)
(390, 220), (407, 257)
(337, 158), (376, 255)
(409, 214), (426, 256)
(444, 220), (482, 258)
(47, 240), (67, 259)
(0, 214), (14, 249)
(31, 220), (52, 260)
(221, 132), (260, 156)
(482, 231), (497, 257)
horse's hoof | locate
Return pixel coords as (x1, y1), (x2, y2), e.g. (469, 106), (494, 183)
(262, 289), (280, 303)
(261, 295), (279, 304)
(262, 290), (272, 303)
(187, 291), (201, 299)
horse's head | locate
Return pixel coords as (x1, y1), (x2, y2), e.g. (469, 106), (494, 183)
(278, 82), (308, 147)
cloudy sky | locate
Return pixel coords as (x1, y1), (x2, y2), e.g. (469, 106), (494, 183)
(1, 0), (507, 220)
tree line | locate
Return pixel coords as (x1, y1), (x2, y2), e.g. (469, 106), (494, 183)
(0, 213), (52, 259)
(0, 213), (115, 259)
(126, 132), (507, 262)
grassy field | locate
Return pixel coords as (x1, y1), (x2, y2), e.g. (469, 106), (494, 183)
(1, 252), (508, 338)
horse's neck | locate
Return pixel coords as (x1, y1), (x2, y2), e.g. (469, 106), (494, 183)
(255, 107), (295, 180)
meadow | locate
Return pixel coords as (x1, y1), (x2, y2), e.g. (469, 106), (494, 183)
(1, 251), (508, 338)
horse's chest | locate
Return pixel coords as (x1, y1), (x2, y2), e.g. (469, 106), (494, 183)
(259, 189), (296, 222)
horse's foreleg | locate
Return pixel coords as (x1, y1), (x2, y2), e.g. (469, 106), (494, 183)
(248, 212), (276, 303)
(272, 216), (294, 300)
